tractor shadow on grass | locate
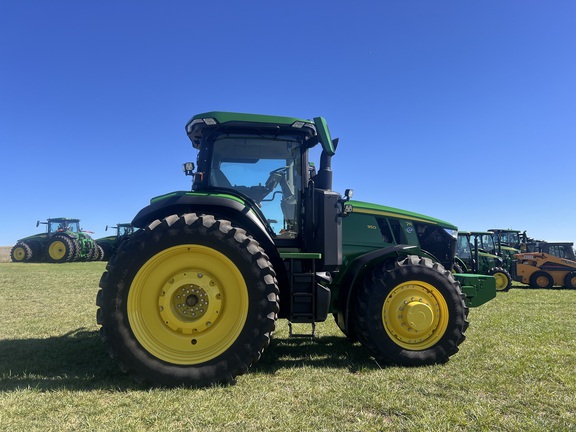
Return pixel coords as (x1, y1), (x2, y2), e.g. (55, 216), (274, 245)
(0, 328), (139, 391)
(253, 334), (386, 376)
(0, 328), (385, 391)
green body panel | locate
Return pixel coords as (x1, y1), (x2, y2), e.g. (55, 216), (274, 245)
(348, 200), (457, 229)
(477, 251), (500, 273)
(341, 200), (456, 265)
(146, 190), (265, 227)
(15, 232), (50, 243)
(453, 273), (496, 307)
(500, 245), (519, 271)
(95, 235), (116, 248)
(150, 190), (248, 206)
(337, 202), (492, 308)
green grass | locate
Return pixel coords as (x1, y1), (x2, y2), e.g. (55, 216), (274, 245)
(0, 262), (575, 431)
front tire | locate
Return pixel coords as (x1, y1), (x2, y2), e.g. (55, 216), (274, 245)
(96, 213), (279, 387)
(488, 267), (512, 292)
(11, 242), (33, 262)
(530, 271), (554, 289)
(353, 255), (468, 366)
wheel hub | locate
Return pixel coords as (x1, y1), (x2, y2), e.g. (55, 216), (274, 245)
(382, 282), (445, 349)
(159, 271), (222, 335)
(49, 241), (66, 260)
(403, 301), (434, 332)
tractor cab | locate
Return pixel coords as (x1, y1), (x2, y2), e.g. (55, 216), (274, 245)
(194, 132), (305, 238)
(182, 111), (346, 271)
(38, 218), (81, 234)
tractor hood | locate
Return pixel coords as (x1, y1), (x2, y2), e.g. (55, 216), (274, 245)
(347, 200), (458, 230)
(16, 233), (48, 243)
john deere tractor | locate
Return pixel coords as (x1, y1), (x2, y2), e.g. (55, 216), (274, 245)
(11, 218), (100, 263)
(97, 111), (496, 387)
(456, 231), (513, 291)
(95, 223), (136, 261)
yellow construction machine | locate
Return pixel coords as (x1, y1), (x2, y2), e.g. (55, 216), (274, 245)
(515, 250), (576, 288)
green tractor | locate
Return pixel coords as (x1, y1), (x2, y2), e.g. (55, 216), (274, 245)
(489, 228), (529, 251)
(487, 229), (522, 278)
(11, 217), (101, 263)
(95, 223), (136, 261)
(97, 111), (496, 387)
(456, 231), (513, 292)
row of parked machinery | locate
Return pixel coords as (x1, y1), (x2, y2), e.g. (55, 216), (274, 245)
(10, 220), (576, 291)
(9, 218), (135, 263)
(455, 228), (576, 290)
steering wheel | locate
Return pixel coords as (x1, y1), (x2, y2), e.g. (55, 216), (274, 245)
(265, 167), (288, 191)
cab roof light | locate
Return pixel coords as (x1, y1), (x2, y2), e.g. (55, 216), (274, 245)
(186, 117), (218, 134)
(291, 121), (316, 133)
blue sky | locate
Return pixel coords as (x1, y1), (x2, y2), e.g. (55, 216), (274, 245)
(1, 1), (575, 246)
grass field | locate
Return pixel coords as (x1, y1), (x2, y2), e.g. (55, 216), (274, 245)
(0, 261), (575, 431)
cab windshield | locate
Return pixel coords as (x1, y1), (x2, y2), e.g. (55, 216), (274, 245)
(210, 135), (303, 237)
(479, 234), (496, 253)
(49, 220), (79, 233)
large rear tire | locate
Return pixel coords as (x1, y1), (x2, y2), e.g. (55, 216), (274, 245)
(46, 235), (75, 263)
(96, 213), (279, 387)
(488, 267), (512, 292)
(99, 243), (113, 261)
(353, 255), (468, 366)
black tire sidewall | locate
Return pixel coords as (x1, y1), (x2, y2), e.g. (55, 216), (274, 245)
(530, 271), (554, 289)
(99, 214), (278, 387)
(355, 257), (466, 366)
(46, 235), (73, 263)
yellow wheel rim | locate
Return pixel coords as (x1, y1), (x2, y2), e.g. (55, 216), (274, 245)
(382, 280), (449, 350)
(128, 244), (249, 365)
(493, 272), (509, 291)
(48, 241), (66, 260)
(535, 275), (549, 288)
(12, 247), (26, 261)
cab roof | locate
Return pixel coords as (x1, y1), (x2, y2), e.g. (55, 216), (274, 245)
(185, 111), (335, 155)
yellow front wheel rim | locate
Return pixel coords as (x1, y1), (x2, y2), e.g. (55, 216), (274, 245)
(128, 244), (249, 365)
(493, 272), (509, 291)
(48, 241), (66, 260)
(382, 280), (449, 350)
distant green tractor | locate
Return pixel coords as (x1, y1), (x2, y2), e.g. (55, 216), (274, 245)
(456, 231), (512, 292)
(11, 217), (101, 263)
(489, 228), (529, 251)
(95, 223), (136, 261)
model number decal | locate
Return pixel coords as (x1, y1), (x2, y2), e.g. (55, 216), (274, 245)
(367, 225), (377, 230)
